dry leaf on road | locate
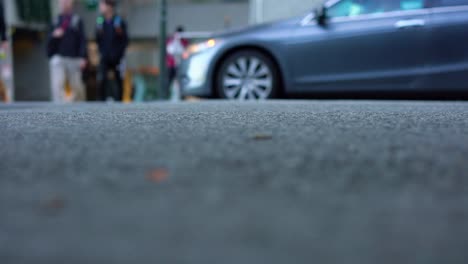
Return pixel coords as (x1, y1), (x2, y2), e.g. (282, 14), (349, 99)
(252, 134), (273, 141)
(147, 168), (169, 183)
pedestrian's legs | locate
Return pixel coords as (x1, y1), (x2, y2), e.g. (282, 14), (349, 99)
(66, 58), (86, 102)
(112, 65), (123, 102)
(168, 67), (177, 100)
(98, 62), (109, 101)
(49, 56), (66, 103)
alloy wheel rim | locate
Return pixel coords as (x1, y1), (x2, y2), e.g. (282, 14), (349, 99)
(222, 56), (273, 100)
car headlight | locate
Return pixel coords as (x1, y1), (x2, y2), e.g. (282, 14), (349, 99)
(184, 39), (219, 59)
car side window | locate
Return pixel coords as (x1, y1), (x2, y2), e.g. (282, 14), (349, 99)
(327, 0), (367, 17)
(400, 0), (426, 10)
(431, 0), (468, 6)
(328, 0), (426, 18)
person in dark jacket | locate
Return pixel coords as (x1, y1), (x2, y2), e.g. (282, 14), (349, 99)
(47, 0), (87, 102)
(96, 0), (128, 102)
(0, 1), (8, 48)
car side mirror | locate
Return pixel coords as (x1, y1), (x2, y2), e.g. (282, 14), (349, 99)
(314, 6), (327, 26)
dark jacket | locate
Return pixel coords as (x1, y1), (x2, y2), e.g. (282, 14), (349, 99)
(96, 15), (129, 65)
(47, 14), (87, 59)
(0, 2), (7, 41)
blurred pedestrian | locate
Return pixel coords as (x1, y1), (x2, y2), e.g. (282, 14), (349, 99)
(0, 0), (8, 102)
(167, 26), (189, 96)
(47, 0), (87, 103)
(0, 1), (8, 49)
(96, 0), (128, 102)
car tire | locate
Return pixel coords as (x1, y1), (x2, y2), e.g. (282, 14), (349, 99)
(216, 50), (280, 100)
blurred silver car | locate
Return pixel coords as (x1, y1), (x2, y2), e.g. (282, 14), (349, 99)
(179, 0), (468, 100)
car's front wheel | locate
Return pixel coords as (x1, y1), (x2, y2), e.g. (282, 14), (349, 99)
(216, 50), (279, 100)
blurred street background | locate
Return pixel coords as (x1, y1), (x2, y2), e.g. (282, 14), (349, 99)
(1, 0), (322, 102)
(1, 0), (468, 263)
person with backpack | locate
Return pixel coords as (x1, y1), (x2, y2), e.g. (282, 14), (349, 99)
(96, 0), (128, 102)
(47, 0), (87, 103)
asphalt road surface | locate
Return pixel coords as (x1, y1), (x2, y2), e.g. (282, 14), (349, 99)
(1, 101), (468, 264)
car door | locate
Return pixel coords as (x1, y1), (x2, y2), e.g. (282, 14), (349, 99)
(288, 0), (431, 92)
(426, 0), (468, 90)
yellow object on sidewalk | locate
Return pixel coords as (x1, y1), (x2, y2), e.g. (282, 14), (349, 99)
(65, 79), (72, 100)
(0, 79), (7, 102)
(123, 70), (133, 103)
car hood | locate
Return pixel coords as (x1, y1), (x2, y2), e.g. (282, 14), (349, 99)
(212, 16), (303, 39)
